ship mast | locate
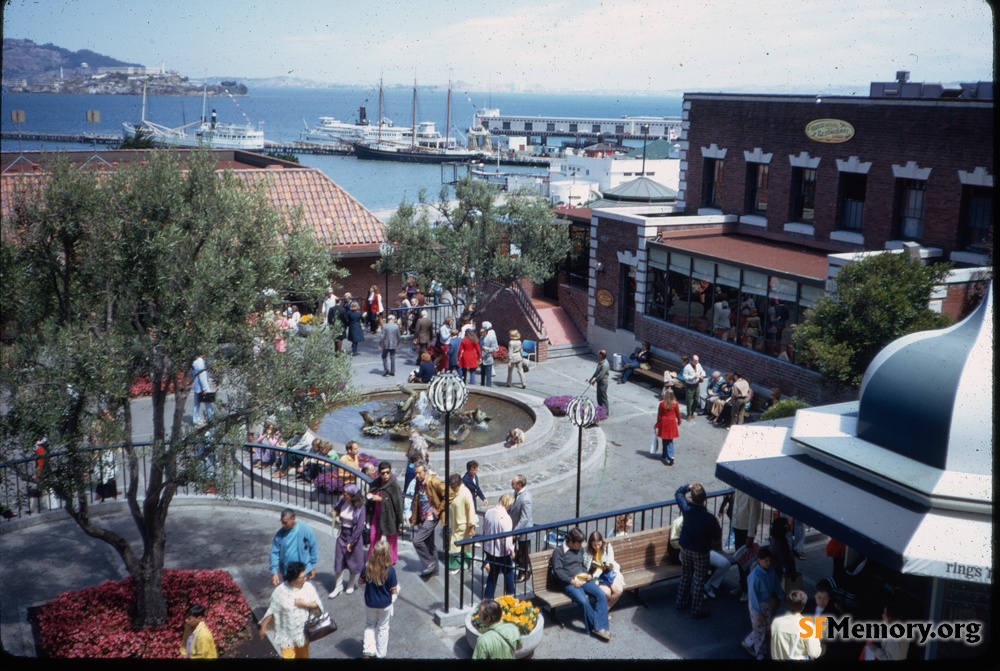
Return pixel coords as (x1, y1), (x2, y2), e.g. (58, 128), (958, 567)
(445, 83), (451, 149)
(377, 79), (384, 143)
(411, 80), (417, 150)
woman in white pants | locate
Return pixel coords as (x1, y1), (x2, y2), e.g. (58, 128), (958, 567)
(505, 330), (526, 388)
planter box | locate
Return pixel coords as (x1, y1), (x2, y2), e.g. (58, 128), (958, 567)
(464, 611), (544, 659)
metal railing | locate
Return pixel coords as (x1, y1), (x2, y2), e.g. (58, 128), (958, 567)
(0, 443), (375, 523)
(452, 489), (790, 611)
(504, 281), (548, 341)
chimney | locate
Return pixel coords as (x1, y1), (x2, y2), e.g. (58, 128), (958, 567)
(896, 71), (910, 84)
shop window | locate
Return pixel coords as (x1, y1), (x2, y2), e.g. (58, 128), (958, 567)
(620, 265), (636, 331)
(592, 124), (601, 133)
(702, 158), (724, 208)
(745, 163), (769, 215)
(895, 179), (926, 240)
(837, 172), (866, 231)
(736, 270), (768, 352)
(645, 267), (669, 320)
(960, 184), (993, 250)
(524, 122), (533, 132)
(790, 168), (816, 222)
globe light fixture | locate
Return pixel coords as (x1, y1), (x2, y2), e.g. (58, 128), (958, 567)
(566, 395), (596, 518)
(427, 372), (467, 612)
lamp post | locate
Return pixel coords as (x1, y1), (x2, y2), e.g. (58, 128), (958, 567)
(379, 240), (395, 311)
(427, 372), (467, 613)
(566, 395), (596, 518)
(640, 123), (650, 177)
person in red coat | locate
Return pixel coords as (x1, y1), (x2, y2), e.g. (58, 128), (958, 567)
(654, 388), (682, 466)
(457, 330), (482, 385)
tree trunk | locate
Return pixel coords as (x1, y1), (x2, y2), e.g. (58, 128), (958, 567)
(133, 550), (168, 627)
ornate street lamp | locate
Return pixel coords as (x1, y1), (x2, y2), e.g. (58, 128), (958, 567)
(379, 240), (395, 310)
(566, 395), (596, 518)
(427, 372), (467, 613)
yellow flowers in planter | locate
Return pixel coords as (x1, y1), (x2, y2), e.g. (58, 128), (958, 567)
(473, 595), (540, 635)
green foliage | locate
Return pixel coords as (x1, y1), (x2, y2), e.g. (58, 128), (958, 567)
(759, 398), (809, 421)
(118, 127), (157, 149)
(381, 176), (570, 313)
(0, 149), (356, 626)
(791, 252), (953, 387)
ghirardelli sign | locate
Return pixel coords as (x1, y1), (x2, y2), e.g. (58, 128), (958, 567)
(805, 118), (855, 143)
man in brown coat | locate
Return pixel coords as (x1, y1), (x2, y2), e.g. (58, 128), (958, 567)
(410, 461), (447, 576)
(413, 310), (434, 357)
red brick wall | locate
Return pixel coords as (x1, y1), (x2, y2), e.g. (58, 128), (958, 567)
(593, 215), (641, 331)
(477, 287), (547, 359)
(634, 314), (847, 405)
(683, 95), (993, 254)
(336, 256), (405, 309)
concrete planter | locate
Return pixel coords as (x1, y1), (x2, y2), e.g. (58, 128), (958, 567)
(464, 611), (544, 659)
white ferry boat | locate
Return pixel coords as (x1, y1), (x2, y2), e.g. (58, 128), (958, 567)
(122, 84), (265, 151)
(298, 107), (411, 148)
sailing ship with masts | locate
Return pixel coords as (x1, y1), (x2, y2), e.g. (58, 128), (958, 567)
(352, 82), (488, 164)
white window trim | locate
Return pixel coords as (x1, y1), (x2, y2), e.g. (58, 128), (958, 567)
(957, 167), (994, 187)
(836, 156), (872, 174)
(789, 152), (821, 169)
(830, 230), (865, 245)
(783, 222), (815, 236)
(892, 161), (932, 181)
(743, 148), (773, 164)
(701, 143), (727, 159)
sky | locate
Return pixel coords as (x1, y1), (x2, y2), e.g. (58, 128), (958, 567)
(2, 0), (994, 94)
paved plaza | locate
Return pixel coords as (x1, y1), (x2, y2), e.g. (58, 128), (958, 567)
(1, 340), (831, 660)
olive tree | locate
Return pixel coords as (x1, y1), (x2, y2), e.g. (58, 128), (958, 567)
(791, 252), (953, 388)
(380, 176), (570, 314)
(0, 150), (356, 627)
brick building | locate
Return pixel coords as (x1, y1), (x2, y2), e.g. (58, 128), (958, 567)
(553, 75), (992, 404)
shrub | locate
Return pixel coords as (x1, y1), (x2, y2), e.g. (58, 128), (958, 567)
(493, 345), (508, 361)
(36, 569), (252, 658)
(759, 397), (809, 421)
(543, 395), (607, 424)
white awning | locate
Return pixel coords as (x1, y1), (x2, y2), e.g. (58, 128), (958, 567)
(715, 423), (993, 585)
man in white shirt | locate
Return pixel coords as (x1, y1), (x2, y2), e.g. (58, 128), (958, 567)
(482, 493), (516, 599)
(770, 590), (823, 660)
(681, 354), (706, 421)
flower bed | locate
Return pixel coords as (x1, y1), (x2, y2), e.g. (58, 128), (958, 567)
(471, 595), (540, 635)
(493, 345), (509, 361)
(543, 395), (608, 423)
(313, 453), (381, 494)
(36, 569), (253, 658)
(129, 373), (189, 399)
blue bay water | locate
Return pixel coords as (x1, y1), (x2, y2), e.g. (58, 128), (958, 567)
(2, 87), (682, 211)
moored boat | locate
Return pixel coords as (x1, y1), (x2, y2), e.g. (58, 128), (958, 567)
(122, 84), (265, 150)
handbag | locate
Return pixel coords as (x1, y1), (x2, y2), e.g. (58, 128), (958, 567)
(521, 361), (529, 373)
(304, 608), (337, 642)
(649, 431), (659, 454)
(599, 569), (618, 586)
(197, 391), (217, 403)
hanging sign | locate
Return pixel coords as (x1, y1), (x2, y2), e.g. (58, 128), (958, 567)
(805, 118), (855, 143)
(596, 289), (615, 307)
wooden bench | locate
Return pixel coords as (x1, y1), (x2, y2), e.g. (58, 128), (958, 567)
(528, 526), (681, 626)
(630, 353), (685, 394)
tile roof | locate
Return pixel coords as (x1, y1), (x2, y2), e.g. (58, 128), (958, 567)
(1, 151), (385, 253)
(231, 168), (385, 251)
(656, 232), (828, 281)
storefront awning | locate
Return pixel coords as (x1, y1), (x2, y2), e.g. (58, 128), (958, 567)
(715, 423), (993, 585)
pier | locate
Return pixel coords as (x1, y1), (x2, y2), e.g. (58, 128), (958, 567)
(1, 131), (121, 145)
(478, 111), (682, 145)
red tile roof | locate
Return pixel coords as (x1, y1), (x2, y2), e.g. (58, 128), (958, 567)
(1, 151), (385, 253)
(658, 232), (828, 281)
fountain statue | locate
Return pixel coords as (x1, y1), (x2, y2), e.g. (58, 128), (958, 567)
(359, 384), (491, 445)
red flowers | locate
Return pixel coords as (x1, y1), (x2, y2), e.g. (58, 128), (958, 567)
(36, 569), (253, 658)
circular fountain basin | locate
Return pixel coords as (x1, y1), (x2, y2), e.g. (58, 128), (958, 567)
(315, 386), (537, 453)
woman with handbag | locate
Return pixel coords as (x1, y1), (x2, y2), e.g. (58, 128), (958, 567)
(585, 531), (625, 609)
(259, 561), (322, 659)
(505, 330), (526, 389)
(359, 539), (399, 659)
(654, 388), (682, 466)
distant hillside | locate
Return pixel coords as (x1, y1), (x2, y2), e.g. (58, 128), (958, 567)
(2, 38), (142, 82)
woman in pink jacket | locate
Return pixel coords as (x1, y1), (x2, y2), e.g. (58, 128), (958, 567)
(457, 329), (481, 385)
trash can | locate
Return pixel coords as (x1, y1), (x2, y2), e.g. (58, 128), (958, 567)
(611, 353), (624, 372)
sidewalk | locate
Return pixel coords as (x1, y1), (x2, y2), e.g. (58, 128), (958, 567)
(1, 343), (833, 659)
